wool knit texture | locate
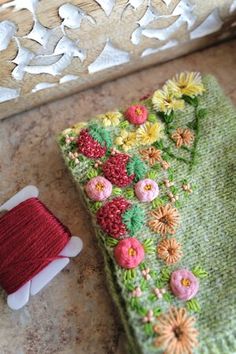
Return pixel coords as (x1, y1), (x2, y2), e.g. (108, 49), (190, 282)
(58, 75), (236, 354)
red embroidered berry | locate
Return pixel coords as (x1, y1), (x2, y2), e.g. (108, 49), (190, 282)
(96, 197), (145, 239)
(77, 124), (112, 159)
(103, 153), (147, 187)
(97, 197), (130, 239)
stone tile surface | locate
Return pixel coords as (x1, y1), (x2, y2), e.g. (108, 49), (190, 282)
(0, 40), (235, 354)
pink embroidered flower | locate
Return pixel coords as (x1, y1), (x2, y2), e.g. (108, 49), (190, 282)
(170, 269), (199, 301)
(142, 268), (151, 280)
(135, 179), (159, 202)
(154, 288), (166, 299)
(114, 238), (145, 269)
(143, 310), (154, 323)
(125, 105), (148, 125)
(85, 176), (112, 201)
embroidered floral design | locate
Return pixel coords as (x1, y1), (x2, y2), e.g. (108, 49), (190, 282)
(135, 179), (159, 202)
(97, 111), (122, 127)
(103, 153), (146, 187)
(142, 268), (151, 280)
(136, 122), (162, 145)
(125, 104), (148, 125)
(132, 286), (142, 297)
(77, 124), (112, 158)
(153, 307), (198, 353)
(152, 85), (185, 115)
(170, 269), (199, 301)
(182, 183), (193, 193)
(68, 151), (79, 164)
(172, 128), (194, 148)
(157, 238), (182, 265)
(114, 238), (145, 269)
(143, 309), (154, 323)
(115, 130), (136, 151)
(139, 147), (162, 166)
(167, 72), (205, 98)
(85, 176), (112, 201)
(149, 204), (180, 236)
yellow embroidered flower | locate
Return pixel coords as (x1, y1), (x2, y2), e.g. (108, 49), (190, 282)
(136, 122), (162, 146)
(167, 72), (205, 98)
(115, 130), (136, 151)
(71, 122), (87, 134)
(152, 85), (185, 114)
(97, 111), (122, 127)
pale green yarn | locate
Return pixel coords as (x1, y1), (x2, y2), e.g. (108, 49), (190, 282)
(58, 75), (236, 354)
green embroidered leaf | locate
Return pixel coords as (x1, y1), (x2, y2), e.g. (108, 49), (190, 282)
(86, 167), (98, 179)
(158, 111), (175, 124)
(148, 113), (157, 123)
(183, 95), (199, 107)
(143, 239), (155, 254)
(144, 323), (154, 336)
(140, 278), (149, 291)
(153, 307), (162, 316)
(155, 279), (165, 289)
(130, 297), (139, 310)
(88, 123), (112, 148)
(137, 305), (147, 316)
(163, 292), (173, 303)
(127, 155), (147, 181)
(152, 197), (164, 209)
(160, 268), (171, 283)
(122, 205), (144, 236)
(153, 139), (164, 150)
(124, 269), (136, 282)
(105, 237), (119, 247)
(89, 201), (102, 213)
(124, 187), (135, 199)
(147, 170), (158, 180)
(119, 120), (130, 129)
(192, 265), (208, 278)
(186, 298), (201, 313)
(170, 186), (178, 195)
(197, 108), (207, 119)
(148, 294), (157, 302)
(175, 200), (181, 208)
(152, 163), (161, 172)
(167, 167), (175, 182)
(112, 187), (122, 196)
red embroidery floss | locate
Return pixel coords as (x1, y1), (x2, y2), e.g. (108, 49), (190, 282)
(0, 197), (71, 295)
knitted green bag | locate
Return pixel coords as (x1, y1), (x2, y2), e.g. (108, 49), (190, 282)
(58, 73), (236, 354)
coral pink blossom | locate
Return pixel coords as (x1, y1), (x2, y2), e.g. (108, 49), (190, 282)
(135, 179), (159, 202)
(114, 238), (145, 269)
(85, 176), (112, 201)
(125, 105), (148, 125)
(170, 269), (199, 301)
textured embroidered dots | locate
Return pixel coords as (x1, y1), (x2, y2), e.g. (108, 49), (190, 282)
(114, 238), (145, 269)
(170, 269), (199, 301)
(125, 104), (148, 125)
(153, 307), (199, 353)
(85, 176), (112, 201)
(135, 179), (159, 202)
(149, 204), (180, 236)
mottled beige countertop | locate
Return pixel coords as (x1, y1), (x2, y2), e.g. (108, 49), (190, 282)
(0, 40), (235, 354)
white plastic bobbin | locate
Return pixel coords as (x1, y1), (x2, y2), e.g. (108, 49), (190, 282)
(0, 186), (83, 310)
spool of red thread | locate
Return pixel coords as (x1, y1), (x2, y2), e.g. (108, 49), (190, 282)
(0, 186), (83, 310)
(0, 197), (71, 295)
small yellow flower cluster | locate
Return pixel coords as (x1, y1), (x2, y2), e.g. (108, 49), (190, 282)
(115, 122), (162, 151)
(97, 111), (122, 127)
(152, 72), (205, 115)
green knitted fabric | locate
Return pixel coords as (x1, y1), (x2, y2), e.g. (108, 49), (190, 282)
(58, 75), (236, 354)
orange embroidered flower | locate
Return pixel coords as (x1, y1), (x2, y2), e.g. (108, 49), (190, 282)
(149, 204), (180, 236)
(139, 147), (162, 166)
(157, 238), (182, 265)
(153, 307), (198, 354)
(171, 128), (194, 148)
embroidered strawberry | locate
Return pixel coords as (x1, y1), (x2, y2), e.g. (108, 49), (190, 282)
(77, 123), (112, 158)
(102, 152), (147, 187)
(96, 197), (144, 239)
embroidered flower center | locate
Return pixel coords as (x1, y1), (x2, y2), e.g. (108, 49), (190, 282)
(181, 278), (191, 287)
(135, 108), (142, 115)
(144, 184), (152, 191)
(173, 325), (183, 340)
(159, 216), (170, 225)
(95, 182), (105, 191)
(167, 247), (175, 255)
(128, 247), (137, 257)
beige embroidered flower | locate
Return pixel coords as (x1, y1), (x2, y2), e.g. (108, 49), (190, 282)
(139, 147), (162, 166)
(153, 307), (198, 354)
(97, 111), (122, 127)
(157, 238), (182, 265)
(172, 128), (194, 148)
(115, 130), (136, 151)
(149, 204), (180, 236)
(167, 72), (205, 98)
(152, 85), (185, 115)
